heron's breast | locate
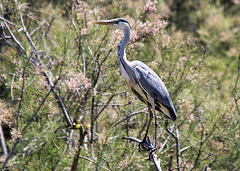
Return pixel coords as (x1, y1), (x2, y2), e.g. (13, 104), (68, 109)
(119, 62), (148, 101)
(120, 62), (131, 83)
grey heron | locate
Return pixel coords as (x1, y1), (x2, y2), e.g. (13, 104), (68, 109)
(93, 18), (177, 154)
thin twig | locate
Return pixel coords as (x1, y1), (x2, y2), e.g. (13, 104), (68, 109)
(94, 94), (115, 121)
(93, 29), (110, 57)
(43, 71), (73, 126)
(175, 124), (180, 171)
(100, 49), (112, 65)
(10, 73), (15, 100)
(113, 109), (147, 127)
(233, 54), (240, 114)
(78, 156), (111, 171)
(19, 11), (44, 67)
(90, 96), (95, 143)
(61, 129), (73, 158)
(168, 149), (174, 171)
(16, 62), (27, 132)
(158, 133), (171, 153)
(2, 21), (25, 53)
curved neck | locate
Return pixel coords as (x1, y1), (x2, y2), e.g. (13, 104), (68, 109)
(118, 27), (130, 63)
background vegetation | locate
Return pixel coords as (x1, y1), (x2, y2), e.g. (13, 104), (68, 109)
(0, 0), (239, 170)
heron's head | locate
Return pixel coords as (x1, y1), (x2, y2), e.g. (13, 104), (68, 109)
(93, 18), (130, 31)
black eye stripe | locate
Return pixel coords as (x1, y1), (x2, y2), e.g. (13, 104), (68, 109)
(117, 18), (131, 27)
(112, 20), (119, 24)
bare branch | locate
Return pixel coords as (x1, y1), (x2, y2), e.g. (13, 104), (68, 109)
(19, 10), (43, 67)
(43, 71), (73, 127)
(94, 94), (115, 121)
(78, 156), (111, 171)
(113, 109), (147, 127)
(122, 136), (162, 171)
(2, 20), (25, 53)
(175, 124), (181, 171)
(71, 125), (88, 171)
(233, 54), (240, 114)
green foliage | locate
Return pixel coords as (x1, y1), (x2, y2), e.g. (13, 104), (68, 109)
(0, 0), (239, 170)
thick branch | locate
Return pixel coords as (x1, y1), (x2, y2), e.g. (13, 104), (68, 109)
(71, 125), (88, 171)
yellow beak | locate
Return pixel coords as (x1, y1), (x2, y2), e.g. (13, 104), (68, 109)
(93, 20), (114, 26)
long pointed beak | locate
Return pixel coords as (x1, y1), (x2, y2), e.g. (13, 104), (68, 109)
(93, 20), (114, 26)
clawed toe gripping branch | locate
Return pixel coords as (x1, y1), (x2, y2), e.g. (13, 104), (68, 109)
(122, 136), (161, 171)
(138, 136), (154, 152)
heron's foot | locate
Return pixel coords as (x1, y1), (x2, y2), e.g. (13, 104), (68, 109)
(138, 140), (148, 152)
(138, 136), (154, 152)
(149, 147), (156, 160)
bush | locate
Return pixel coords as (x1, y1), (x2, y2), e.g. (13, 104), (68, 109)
(0, 0), (239, 170)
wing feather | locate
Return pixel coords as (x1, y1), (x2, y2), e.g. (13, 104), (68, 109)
(134, 65), (177, 121)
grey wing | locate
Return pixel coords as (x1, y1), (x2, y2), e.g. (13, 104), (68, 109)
(134, 66), (177, 121)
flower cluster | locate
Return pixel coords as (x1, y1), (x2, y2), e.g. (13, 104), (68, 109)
(131, 16), (167, 43)
(144, 0), (158, 13)
(132, 20), (153, 41)
(74, 0), (102, 35)
(10, 128), (23, 142)
(81, 28), (88, 36)
(65, 71), (92, 93)
(110, 15), (167, 47)
(112, 29), (123, 45)
(118, 159), (129, 168)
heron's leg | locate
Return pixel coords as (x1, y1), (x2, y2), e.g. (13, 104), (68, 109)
(139, 103), (153, 151)
(149, 97), (158, 154)
(143, 103), (153, 141)
(153, 106), (158, 150)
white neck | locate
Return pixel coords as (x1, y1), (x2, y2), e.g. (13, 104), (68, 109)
(118, 27), (131, 64)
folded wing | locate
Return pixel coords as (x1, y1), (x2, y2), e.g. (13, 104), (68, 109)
(134, 65), (177, 121)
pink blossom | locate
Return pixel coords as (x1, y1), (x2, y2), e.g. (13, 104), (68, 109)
(144, 0), (158, 13)
(113, 29), (123, 44)
(179, 56), (188, 62)
(154, 17), (168, 31)
(74, 0), (100, 27)
(130, 17), (167, 43)
(130, 30), (138, 43)
(81, 28), (88, 35)
(10, 128), (23, 142)
(65, 72), (92, 93)
(232, 0), (239, 4)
